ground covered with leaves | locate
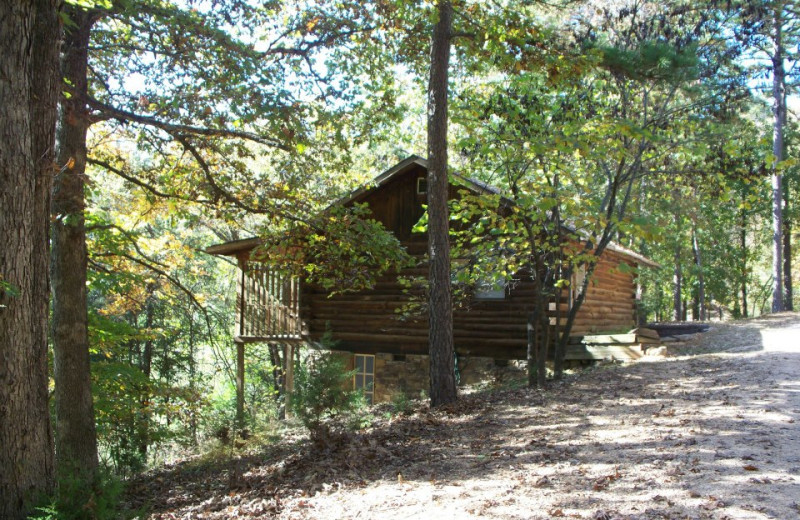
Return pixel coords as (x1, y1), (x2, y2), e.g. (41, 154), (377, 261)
(125, 313), (800, 519)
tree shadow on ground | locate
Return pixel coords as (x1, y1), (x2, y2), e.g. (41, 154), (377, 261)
(126, 314), (800, 519)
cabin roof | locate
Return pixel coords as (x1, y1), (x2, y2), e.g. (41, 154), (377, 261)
(205, 156), (658, 267)
(205, 237), (263, 256)
(339, 155), (504, 205)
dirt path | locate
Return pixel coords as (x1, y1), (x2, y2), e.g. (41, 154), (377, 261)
(133, 313), (800, 520)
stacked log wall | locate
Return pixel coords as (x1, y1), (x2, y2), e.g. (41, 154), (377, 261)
(567, 250), (637, 336)
(301, 162), (637, 359)
(304, 242), (637, 360)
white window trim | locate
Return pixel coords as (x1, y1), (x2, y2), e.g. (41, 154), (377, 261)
(353, 354), (375, 404)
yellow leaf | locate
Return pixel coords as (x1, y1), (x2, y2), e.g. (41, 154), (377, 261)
(306, 17), (320, 31)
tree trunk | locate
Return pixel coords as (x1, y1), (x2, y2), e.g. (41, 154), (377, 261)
(552, 275), (565, 378)
(236, 341), (246, 429)
(426, 0), (457, 407)
(535, 258), (550, 388)
(537, 304), (550, 388)
(526, 266), (548, 388)
(691, 224), (705, 321)
(0, 1), (59, 516)
(188, 310), (198, 445)
(739, 201), (749, 318)
(283, 343), (295, 419)
(771, 6), (785, 313)
(137, 289), (155, 457)
(673, 242), (682, 321)
(783, 180), (793, 310)
(51, 5), (99, 485)
(268, 343), (286, 419)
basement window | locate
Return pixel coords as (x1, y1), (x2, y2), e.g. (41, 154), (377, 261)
(416, 177), (428, 195)
(354, 354), (375, 404)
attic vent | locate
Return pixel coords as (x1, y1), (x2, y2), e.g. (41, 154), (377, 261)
(416, 177), (427, 194)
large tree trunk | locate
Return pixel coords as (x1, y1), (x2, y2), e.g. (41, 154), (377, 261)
(783, 180), (793, 310)
(740, 201), (749, 318)
(0, 1), (59, 516)
(51, 5), (99, 485)
(673, 242), (682, 321)
(426, 0), (457, 407)
(691, 223), (705, 321)
(526, 268), (547, 388)
(771, 6), (785, 313)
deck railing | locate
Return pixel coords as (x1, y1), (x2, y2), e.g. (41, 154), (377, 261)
(237, 263), (302, 341)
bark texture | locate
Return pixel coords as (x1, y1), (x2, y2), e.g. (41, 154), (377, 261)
(740, 204), (749, 318)
(426, 0), (457, 407)
(783, 182), (793, 310)
(51, 6), (99, 482)
(0, 1), (59, 516)
(691, 224), (705, 321)
(771, 5), (785, 313)
(673, 242), (682, 322)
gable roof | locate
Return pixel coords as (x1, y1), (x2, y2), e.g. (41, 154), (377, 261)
(206, 156), (658, 267)
(339, 155), (504, 206)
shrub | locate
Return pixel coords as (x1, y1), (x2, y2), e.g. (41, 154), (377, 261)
(290, 346), (362, 443)
(391, 391), (413, 415)
(30, 469), (124, 520)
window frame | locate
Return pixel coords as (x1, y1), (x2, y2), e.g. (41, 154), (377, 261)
(416, 177), (428, 195)
(353, 354), (375, 404)
(474, 275), (507, 300)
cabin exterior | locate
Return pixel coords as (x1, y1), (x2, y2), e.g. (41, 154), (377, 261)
(207, 156), (657, 403)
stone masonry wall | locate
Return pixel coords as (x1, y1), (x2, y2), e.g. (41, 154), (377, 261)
(329, 349), (527, 403)
(374, 353), (429, 403)
(373, 353), (526, 403)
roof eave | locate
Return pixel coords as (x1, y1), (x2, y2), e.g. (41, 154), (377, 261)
(205, 237), (263, 256)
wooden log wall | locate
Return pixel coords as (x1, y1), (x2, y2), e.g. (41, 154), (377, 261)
(303, 241), (637, 360)
(297, 162), (636, 359)
(564, 250), (637, 337)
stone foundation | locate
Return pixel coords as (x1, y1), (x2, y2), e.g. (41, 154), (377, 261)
(338, 351), (527, 403)
(374, 353), (430, 402)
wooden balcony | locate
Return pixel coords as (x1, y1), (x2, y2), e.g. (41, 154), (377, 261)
(236, 263), (304, 343)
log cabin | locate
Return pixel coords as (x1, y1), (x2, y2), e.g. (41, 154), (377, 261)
(207, 156), (657, 403)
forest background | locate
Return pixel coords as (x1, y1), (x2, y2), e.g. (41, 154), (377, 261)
(1, 0), (798, 518)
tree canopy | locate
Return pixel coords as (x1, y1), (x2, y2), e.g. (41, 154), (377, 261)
(0, 0), (797, 516)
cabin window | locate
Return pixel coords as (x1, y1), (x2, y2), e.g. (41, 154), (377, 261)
(354, 354), (375, 404)
(475, 276), (506, 300)
(416, 177), (428, 195)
